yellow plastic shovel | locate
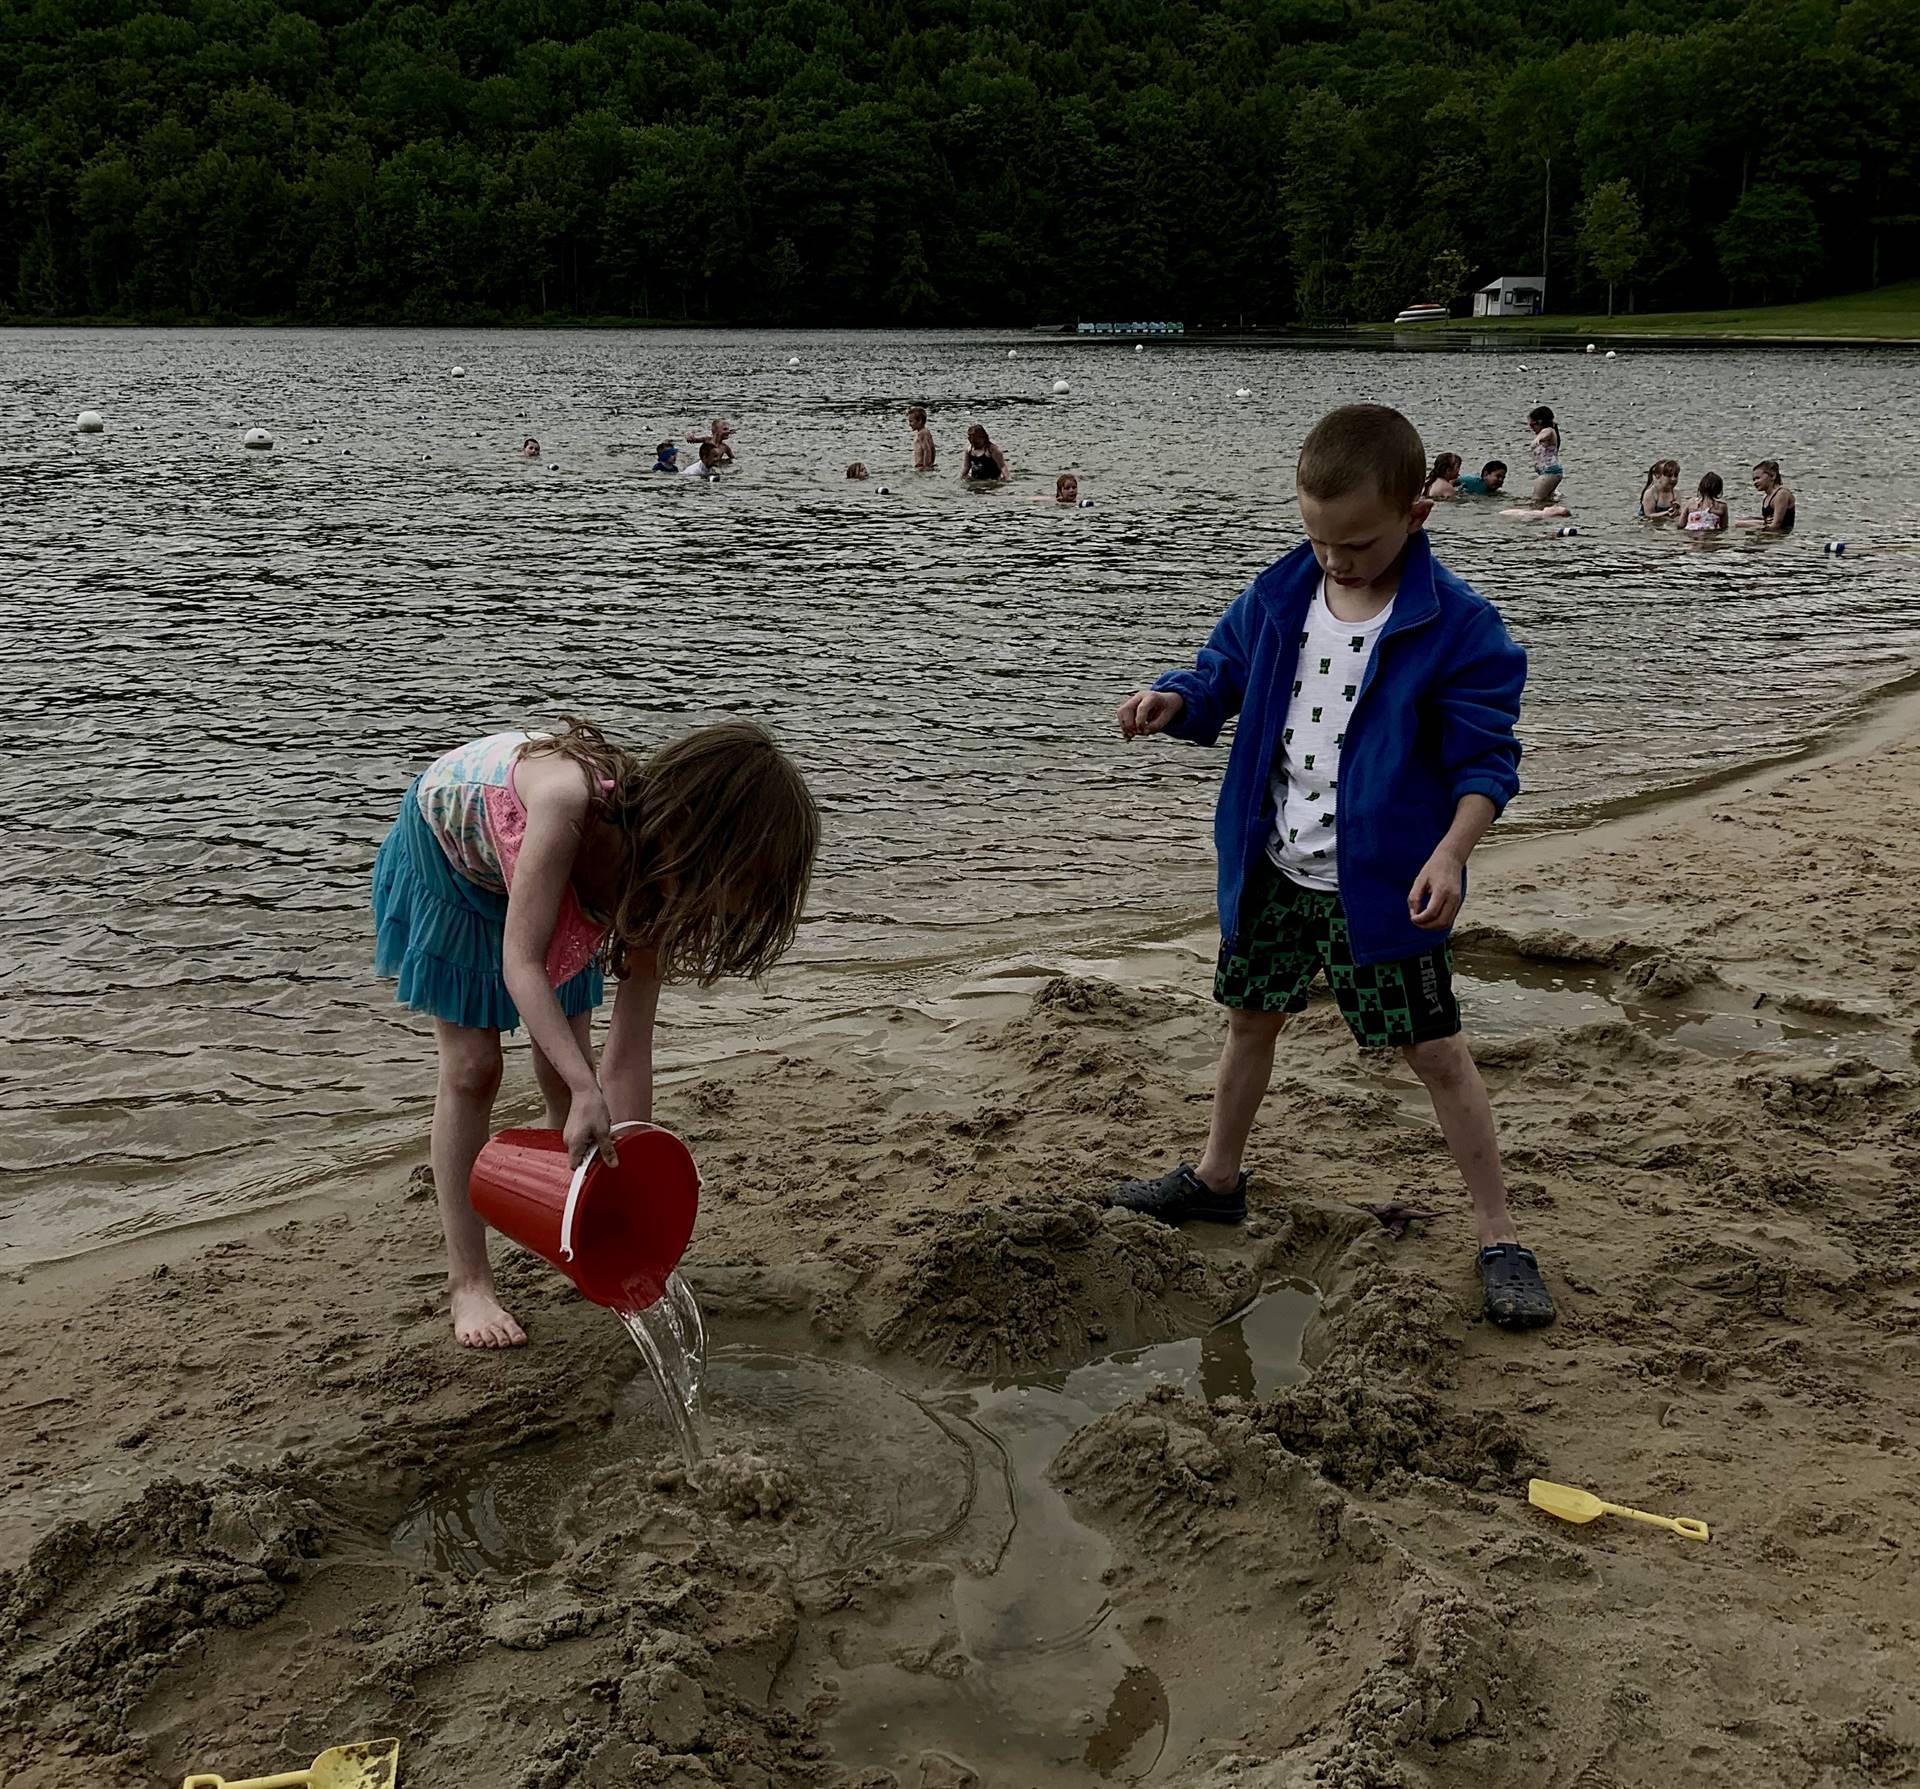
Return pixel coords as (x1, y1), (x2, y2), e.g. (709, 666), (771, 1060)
(1529, 1478), (1709, 1542)
(182, 1738), (400, 1789)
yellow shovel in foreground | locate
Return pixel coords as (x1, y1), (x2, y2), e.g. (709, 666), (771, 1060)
(182, 1738), (400, 1789)
(1529, 1478), (1710, 1542)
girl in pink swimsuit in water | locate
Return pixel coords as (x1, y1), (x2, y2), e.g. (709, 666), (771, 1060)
(371, 719), (818, 1348)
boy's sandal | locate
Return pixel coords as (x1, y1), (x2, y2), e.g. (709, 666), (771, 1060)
(1477, 1244), (1557, 1329)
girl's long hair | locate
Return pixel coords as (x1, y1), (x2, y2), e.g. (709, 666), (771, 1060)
(521, 718), (819, 986)
(1426, 452), (1462, 489)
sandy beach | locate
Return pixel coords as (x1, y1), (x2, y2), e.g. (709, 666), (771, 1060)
(5, 693), (1920, 1787)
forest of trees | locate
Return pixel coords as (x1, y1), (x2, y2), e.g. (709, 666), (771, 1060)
(3, 0), (1917, 327)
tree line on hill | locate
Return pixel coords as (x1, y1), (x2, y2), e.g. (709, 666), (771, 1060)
(2, 0), (1915, 327)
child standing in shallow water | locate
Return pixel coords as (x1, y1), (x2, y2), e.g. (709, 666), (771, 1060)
(1683, 472), (1729, 532)
(1525, 406), (1563, 505)
(372, 720), (818, 1348)
(908, 406), (936, 471)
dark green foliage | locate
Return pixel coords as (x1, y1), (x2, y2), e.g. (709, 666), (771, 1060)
(1, 0), (1915, 323)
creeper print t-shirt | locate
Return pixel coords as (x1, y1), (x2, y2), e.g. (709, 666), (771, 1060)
(1267, 578), (1395, 892)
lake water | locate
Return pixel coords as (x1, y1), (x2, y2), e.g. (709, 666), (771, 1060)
(6, 326), (1920, 1261)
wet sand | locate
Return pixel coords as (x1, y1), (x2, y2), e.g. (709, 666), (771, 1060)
(5, 704), (1920, 1786)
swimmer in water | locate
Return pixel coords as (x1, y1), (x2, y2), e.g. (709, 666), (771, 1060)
(847, 461), (869, 480)
(1055, 472), (1079, 503)
(907, 406), (935, 471)
(1422, 453), (1463, 501)
(686, 417), (735, 464)
(1525, 406), (1563, 506)
(961, 424), (1008, 483)
(651, 441), (680, 473)
(1638, 459), (1680, 520)
(683, 442), (723, 477)
(1682, 471), (1729, 533)
(1454, 460), (1506, 497)
(1741, 459), (1796, 533)
(520, 437), (541, 459)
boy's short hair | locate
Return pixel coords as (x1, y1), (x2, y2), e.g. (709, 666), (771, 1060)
(1297, 405), (1426, 510)
(1481, 459), (1507, 477)
(908, 405), (927, 427)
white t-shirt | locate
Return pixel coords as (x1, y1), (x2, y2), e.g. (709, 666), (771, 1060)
(1267, 578), (1395, 891)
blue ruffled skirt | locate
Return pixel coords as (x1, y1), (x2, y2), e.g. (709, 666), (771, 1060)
(371, 779), (605, 1032)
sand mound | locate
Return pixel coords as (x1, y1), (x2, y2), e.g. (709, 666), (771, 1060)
(1054, 1381), (1525, 1787)
(869, 1193), (1256, 1371)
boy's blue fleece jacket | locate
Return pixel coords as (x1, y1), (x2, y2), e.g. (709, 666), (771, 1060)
(1152, 534), (1525, 967)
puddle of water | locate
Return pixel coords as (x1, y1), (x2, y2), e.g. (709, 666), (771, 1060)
(1460, 954), (1913, 1070)
(829, 1282), (1314, 1784)
(618, 1270), (709, 1468)
(389, 1279), (1317, 1785)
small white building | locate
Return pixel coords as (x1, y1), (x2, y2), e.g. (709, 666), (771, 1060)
(1473, 276), (1546, 318)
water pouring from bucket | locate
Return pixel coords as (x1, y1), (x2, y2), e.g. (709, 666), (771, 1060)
(470, 1122), (710, 1462)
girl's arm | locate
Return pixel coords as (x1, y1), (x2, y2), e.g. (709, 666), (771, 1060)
(600, 947), (662, 1126)
(503, 759), (612, 1165)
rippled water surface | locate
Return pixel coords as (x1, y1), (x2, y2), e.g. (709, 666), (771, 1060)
(6, 327), (1920, 1259)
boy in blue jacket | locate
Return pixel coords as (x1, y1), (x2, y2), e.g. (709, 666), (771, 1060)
(1112, 404), (1554, 1329)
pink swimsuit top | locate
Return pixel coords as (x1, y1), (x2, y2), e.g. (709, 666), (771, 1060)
(415, 732), (610, 988)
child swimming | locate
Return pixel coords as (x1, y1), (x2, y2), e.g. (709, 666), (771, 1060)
(961, 425), (1008, 483)
(1743, 460), (1796, 533)
(1683, 472), (1729, 533)
(520, 438), (541, 459)
(651, 442), (680, 473)
(1454, 460), (1506, 497)
(1638, 459), (1679, 519)
(371, 719), (818, 1348)
(683, 442), (723, 477)
(847, 461), (869, 480)
(686, 418), (735, 464)
(1422, 453), (1463, 501)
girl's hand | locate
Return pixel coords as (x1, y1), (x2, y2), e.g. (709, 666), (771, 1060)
(564, 1087), (617, 1169)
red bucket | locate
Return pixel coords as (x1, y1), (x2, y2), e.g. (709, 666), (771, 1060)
(469, 1121), (700, 1312)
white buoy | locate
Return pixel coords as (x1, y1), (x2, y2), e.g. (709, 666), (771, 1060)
(76, 410), (104, 433)
(451, 366), (466, 378)
(1078, 498), (1095, 508)
(1605, 350), (1617, 359)
(877, 484), (891, 494)
(1235, 387), (1251, 398)
(1008, 349), (1019, 359)
(787, 355), (800, 367)
(1519, 364), (1529, 373)
(1053, 379), (1070, 395)
(1585, 343), (1597, 354)
(243, 427), (273, 449)
(1825, 539), (1848, 555)
(1555, 525), (1579, 537)
(1135, 343), (1144, 353)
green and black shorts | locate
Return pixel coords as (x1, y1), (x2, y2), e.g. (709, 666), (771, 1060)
(1214, 855), (1459, 1050)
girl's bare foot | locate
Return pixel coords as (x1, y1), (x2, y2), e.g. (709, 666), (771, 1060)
(450, 1281), (527, 1348)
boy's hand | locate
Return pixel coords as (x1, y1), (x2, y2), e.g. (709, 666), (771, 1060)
(1117, 689), (1185, 737)
(1408, 848), (1466, 930)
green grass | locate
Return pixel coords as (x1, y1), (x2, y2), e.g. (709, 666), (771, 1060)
(1388, 281), (1920, 341)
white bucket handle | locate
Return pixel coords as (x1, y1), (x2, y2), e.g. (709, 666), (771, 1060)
(559, 1121), (656, 1263)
